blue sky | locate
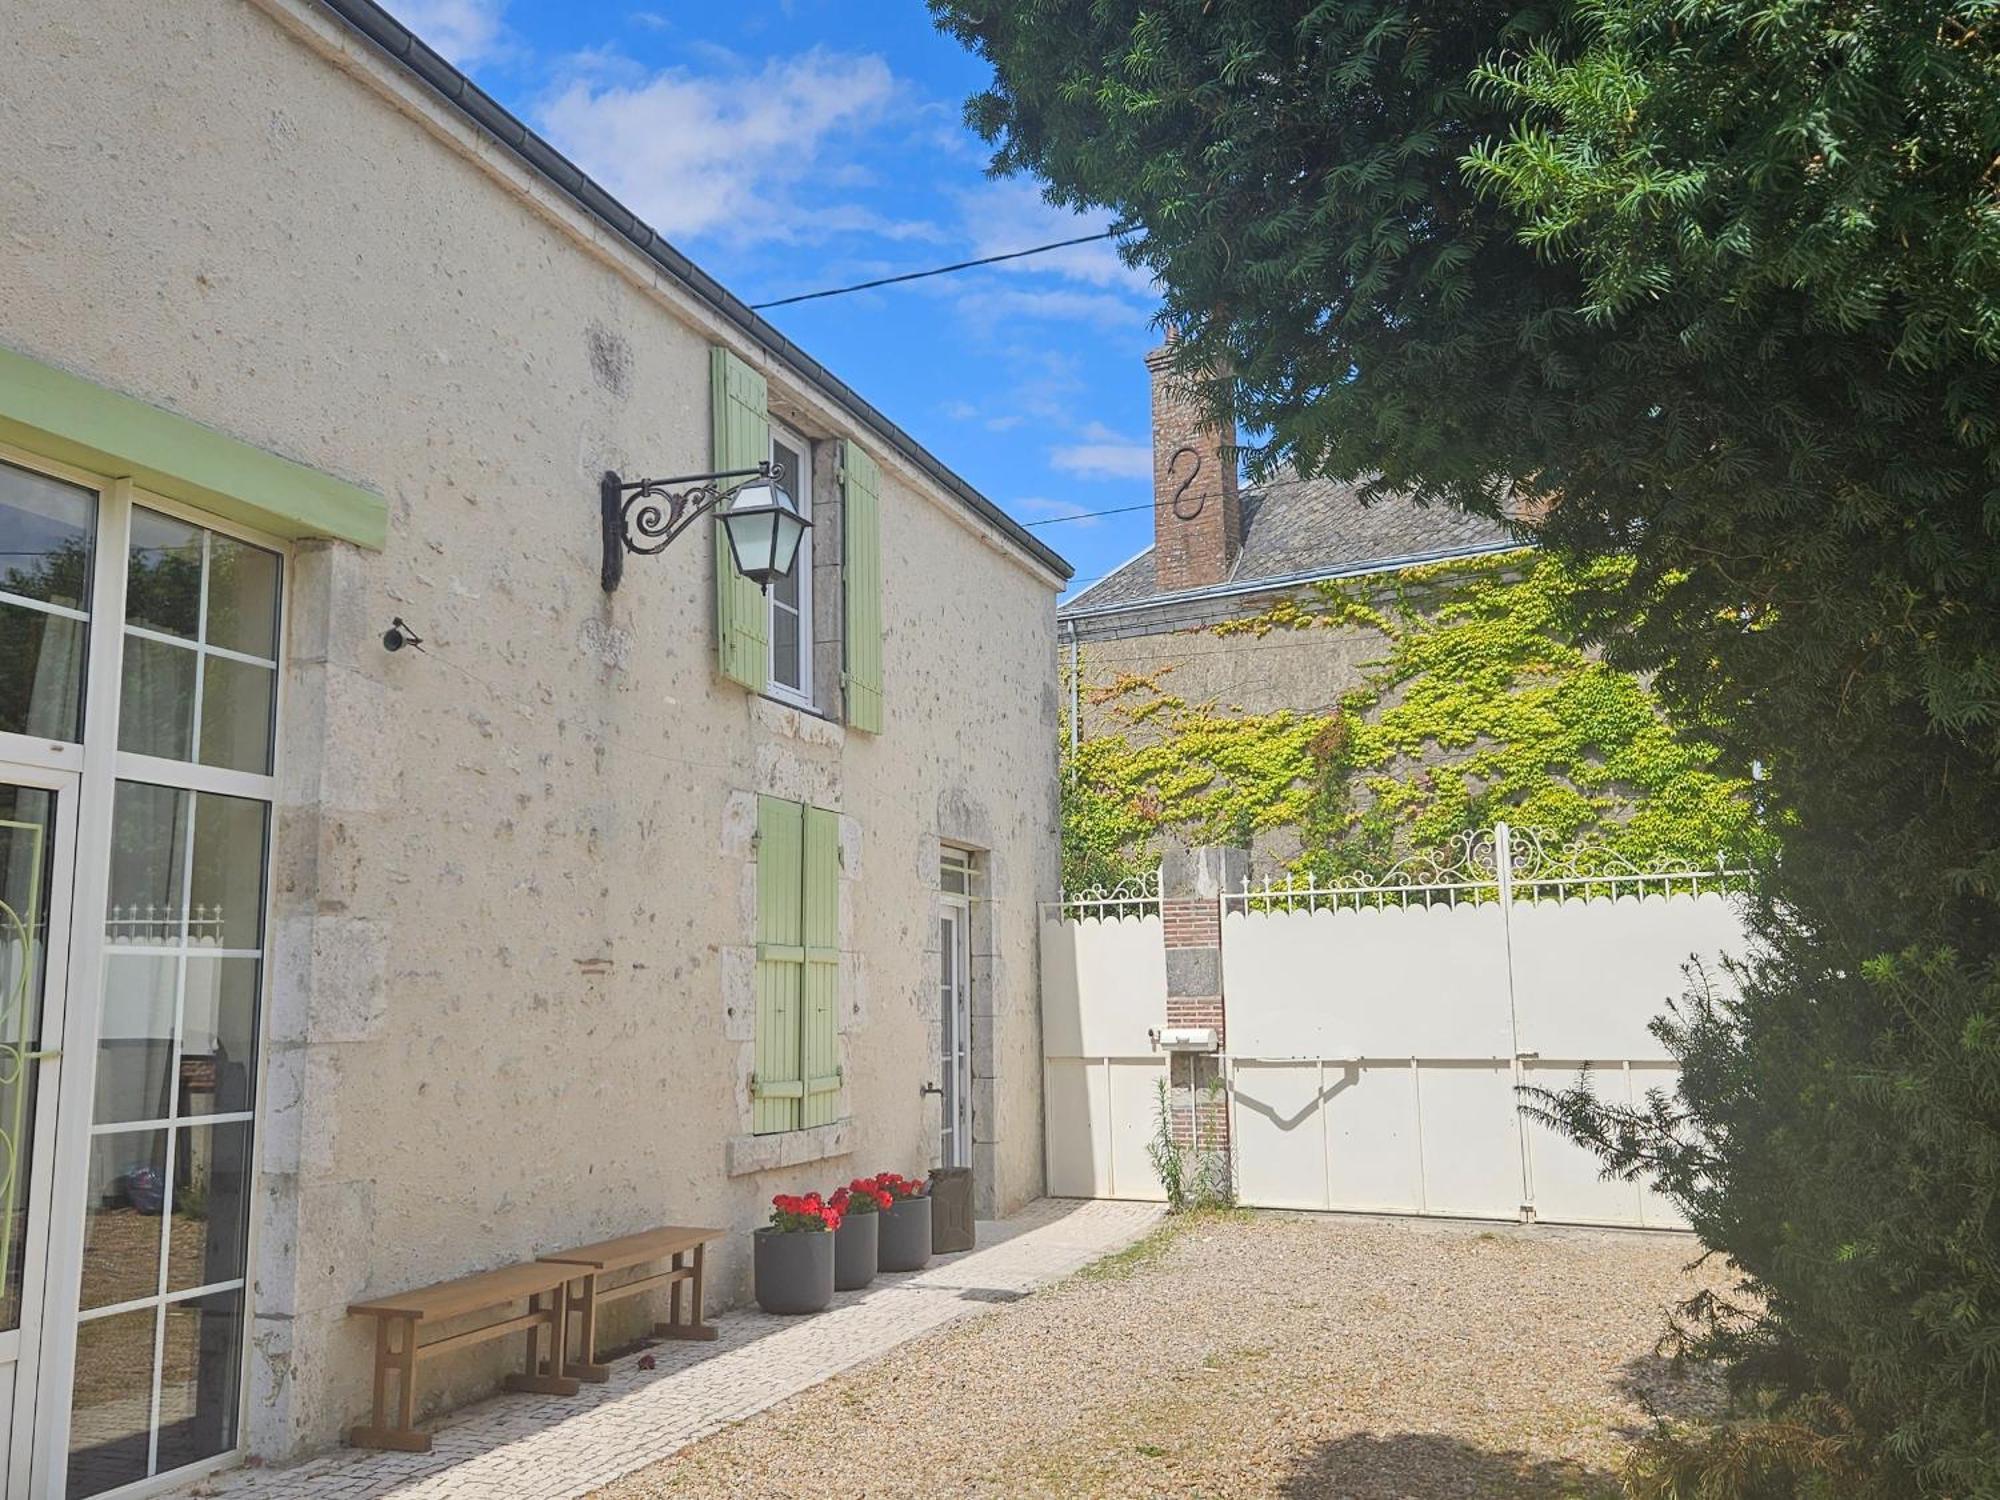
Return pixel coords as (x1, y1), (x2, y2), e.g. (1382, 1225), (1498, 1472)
(392, 0), (1161, 594)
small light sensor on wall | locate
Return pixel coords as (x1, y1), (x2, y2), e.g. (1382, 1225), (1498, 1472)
(382, 617), (425, 653)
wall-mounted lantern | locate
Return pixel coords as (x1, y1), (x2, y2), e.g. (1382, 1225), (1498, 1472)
(600, 462), (811, 594)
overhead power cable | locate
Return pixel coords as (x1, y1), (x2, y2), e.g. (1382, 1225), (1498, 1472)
(750, 224), (1134, 310)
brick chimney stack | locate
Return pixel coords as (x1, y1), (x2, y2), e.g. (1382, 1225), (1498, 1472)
(1148, 339), (1240, 593)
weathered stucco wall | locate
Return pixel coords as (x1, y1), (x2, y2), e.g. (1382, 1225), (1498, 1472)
(1071, 594), (1385, 872)
(2, 0), (1059, 1462)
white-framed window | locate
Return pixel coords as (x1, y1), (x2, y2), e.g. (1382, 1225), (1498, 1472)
(766, 423), (812, 706)
(0, 442), (284, 1499)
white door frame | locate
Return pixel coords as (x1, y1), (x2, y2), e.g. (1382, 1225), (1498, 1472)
(938, 875), (973, 1171)
(0, 758), (81, 1499)
(0, 450), (286, 1499)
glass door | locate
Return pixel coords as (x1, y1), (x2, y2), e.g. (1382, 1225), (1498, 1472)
(0, 766), (79, 1499)
(0, 451), (282, 1498)
(938, 858), (973, 1171)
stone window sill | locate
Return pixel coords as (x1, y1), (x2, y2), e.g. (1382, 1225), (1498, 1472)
(725, 1119), (854, 1178)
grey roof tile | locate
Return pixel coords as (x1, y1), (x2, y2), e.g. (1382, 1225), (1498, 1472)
(1061, 467), (1517, 614)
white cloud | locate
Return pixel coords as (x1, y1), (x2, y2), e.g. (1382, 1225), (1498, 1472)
(1051, 423), (1152, 480)
(389, 0), (505, 66)
(537, 48), (901, 243)
(955, 179), (1154, 296)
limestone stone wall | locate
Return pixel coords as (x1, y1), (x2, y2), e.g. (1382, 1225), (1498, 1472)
(2, 0), (1061, 1461)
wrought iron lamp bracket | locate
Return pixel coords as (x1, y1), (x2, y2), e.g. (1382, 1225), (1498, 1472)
(600, 462), (773, 592)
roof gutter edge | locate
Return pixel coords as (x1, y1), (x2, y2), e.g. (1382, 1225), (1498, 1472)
(309, 0), (1073, 583)
(1059, 541), (1529, 621)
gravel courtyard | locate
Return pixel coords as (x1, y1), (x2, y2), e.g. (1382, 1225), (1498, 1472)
(593, 1209), (1733, 1499)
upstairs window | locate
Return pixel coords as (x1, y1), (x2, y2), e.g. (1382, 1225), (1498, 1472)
(767, 423), (812, 706)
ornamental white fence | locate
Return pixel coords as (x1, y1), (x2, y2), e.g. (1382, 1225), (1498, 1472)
(1040, 825), (1754, 1228)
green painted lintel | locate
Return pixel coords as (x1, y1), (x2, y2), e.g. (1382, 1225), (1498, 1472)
(0, 343), (386, 550)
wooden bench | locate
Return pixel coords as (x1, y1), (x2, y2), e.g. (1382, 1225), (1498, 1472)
(347, 1260), (580, 1452)
(539, 1225), (725, 1382)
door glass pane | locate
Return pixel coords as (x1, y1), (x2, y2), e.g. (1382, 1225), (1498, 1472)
(106, 784), (267, 952)
(203, 537), (279, 659)
(179, 957), (259, 1116)
(106, 782), (190, 937)
(0, 458), (95, 609)
(67, 1307), (158, 1498)
(190, 792), (270, 950)
(155, 1289), (244, 1473)
(118, 635), (197, 760)
(123, 509), (282, 771)
(0, 783), (56, 1331)
(164, 1121), (249, 1293)
(125, 510), (202, 640)
(79, 1128), (167, 1310)
(196, 656), (274, 774)
(94, 955), (176, 1125)
(0, 461), (94, 740)
(0, 602), (88, 742)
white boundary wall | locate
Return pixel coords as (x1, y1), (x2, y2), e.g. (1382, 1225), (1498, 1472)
(1041, 829), (1753, 1228)
(1039, 880), (1168, 1200)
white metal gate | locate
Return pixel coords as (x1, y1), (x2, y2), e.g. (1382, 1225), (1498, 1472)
(1039, 827), (1752, 1228)
(1038, 875), (1168, 1202)
(1222, 824), (1751, 1228)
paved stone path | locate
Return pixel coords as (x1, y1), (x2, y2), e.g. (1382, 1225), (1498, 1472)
(169, 1198), (1163, 1500)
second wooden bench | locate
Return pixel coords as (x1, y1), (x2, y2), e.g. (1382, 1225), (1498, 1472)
(539, 1225), (724, 1381)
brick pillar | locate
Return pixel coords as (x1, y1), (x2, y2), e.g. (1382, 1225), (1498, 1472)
(1161, 844), (1246, 1159)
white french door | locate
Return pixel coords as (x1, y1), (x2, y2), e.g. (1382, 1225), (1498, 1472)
(938, 856), (973, 1172)
(0, 763), (79, 1498)
(0, 446), (283, 1498)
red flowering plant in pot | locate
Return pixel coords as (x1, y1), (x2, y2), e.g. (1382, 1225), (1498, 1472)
(870, 1172), (934, 1273)
(829, 1178), (892, 1291)
(754, 1191), (841, 1314)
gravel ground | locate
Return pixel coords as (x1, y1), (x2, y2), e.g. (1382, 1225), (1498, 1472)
(592, 1210), (1733, 1500)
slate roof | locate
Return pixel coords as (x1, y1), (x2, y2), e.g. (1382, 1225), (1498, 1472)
(1061, 468), (1519, 614)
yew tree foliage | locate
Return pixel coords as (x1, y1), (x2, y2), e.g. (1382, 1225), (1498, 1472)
(933, 0), (2000, 1491)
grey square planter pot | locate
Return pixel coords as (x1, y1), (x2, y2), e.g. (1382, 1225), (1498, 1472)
(877, 1195), (932, 1272)
(754, 1227), (834, 1314)
(833, 1211), (878, 1291)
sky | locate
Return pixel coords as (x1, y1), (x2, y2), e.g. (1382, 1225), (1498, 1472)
(389, 0), (1163, 595)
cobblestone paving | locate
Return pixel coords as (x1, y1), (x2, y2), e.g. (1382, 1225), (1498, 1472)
(165, 1199), (1163, 1500)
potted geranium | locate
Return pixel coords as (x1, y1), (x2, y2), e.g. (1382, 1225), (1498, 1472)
(873, 1172), (932, 1272)
(830, 1177), (891, 1291)
(754, 1191), (841, 1314)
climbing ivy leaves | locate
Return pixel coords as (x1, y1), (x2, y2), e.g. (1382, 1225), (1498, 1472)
(1061, 551), (1771, 889)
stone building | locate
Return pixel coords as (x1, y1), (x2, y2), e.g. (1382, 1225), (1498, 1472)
(1055, 347), (1522, 1185)
(1060, 346), (1522, 874)
(0, 1), (1069, 1492)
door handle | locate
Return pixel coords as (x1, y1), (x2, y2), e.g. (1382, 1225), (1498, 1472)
(919, 1082), (944, 1098)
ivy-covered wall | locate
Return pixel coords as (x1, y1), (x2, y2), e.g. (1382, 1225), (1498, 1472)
(1062, 550), (1771, 891)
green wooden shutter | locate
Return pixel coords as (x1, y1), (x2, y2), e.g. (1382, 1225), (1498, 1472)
(800, 805), (842, 1127)
(713, 347), (770, 690)
(841, 440), (884, 733)
(751, 795), (803, 1133)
